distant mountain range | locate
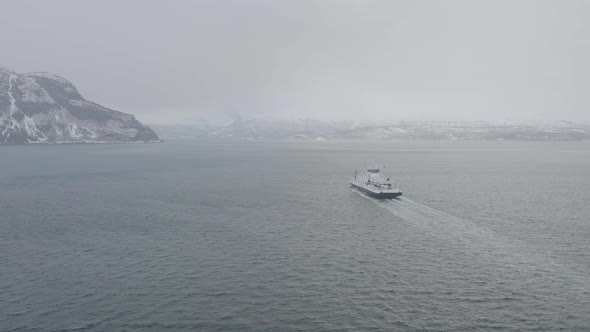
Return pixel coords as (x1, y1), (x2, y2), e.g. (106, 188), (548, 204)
(0, 66), (158, 143)
(152, 119), (590, 141)
(6, 63), (583, 143)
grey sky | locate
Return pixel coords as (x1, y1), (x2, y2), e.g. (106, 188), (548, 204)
(2, 0), (589, 124)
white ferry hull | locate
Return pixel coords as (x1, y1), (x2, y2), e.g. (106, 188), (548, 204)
(350, 180), (402, 199)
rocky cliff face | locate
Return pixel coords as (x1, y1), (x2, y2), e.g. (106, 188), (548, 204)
(0, 67), (159, 143)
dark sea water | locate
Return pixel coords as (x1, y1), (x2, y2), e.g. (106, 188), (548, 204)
(1, 140), (590, 331)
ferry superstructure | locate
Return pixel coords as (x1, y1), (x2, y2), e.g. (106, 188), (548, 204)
(350, 168), (402, 199)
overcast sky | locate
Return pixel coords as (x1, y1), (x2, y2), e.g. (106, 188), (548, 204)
(2, 0), (590, 124)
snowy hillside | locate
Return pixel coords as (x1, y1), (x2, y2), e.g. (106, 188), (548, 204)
(207, 118), (347, 140)
(0, 66), (159, 143)
(156, 118), (590, 141)
(330, 121), (590, 141)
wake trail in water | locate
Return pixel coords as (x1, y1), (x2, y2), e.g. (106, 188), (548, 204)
(378, 197), (495, 242)
(352, 189), (590, 293)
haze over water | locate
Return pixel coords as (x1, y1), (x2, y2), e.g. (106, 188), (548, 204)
(1, 140), (589, 331)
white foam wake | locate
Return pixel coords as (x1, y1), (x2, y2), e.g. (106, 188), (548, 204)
(375, 196), (495, 242)
(352, 189), (590, 293)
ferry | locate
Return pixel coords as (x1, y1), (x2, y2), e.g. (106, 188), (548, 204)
(350, 168), (402, 199)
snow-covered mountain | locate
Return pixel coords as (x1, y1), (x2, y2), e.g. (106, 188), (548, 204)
(207, 118), (349, 139)
(0, 66), (159, 143)
(157, 118), (590, 141)
(333, 121), (590, 141)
